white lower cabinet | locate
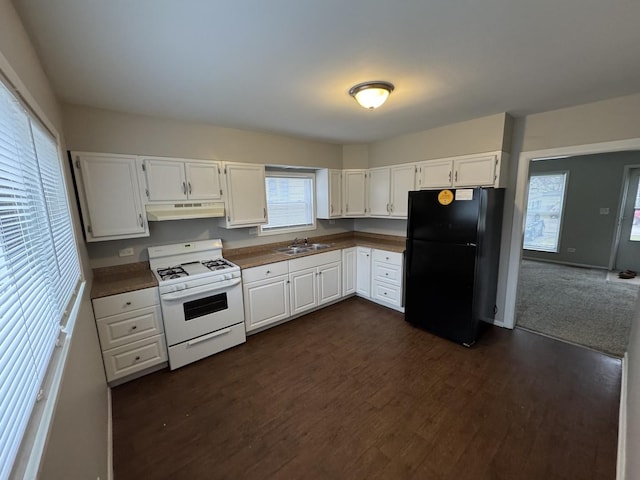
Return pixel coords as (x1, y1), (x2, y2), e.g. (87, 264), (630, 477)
(92, 287), (168, 384)
(241, 250), (344, 333)
(342, 247), (356, 296)
(356, 247), (372, 297)
(371, 249), (404, 311)
(289, 250), (342, 315)
(242, 261), (290, 332)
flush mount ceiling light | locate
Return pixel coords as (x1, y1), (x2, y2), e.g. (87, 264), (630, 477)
(348, 81), (395, 110)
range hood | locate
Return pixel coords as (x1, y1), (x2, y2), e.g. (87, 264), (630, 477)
(145, 202), (225, 221)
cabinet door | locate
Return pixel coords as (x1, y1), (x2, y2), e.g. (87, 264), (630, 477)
(74, 153), (148, 240)
(453, 155), (497, 187)
(290, 268), (318, 316)
(356, 247), (372, 298)
(224, 163), (267, 227)
(185, 161), (222, 200)
(368, 167), (390, 217)
(390, 164), (416, 217)
(329, 169), (343, 217)
(318, 262), (342, 305)
(419, 160), (453, 189)
(243, 275), (290, 332)
(343, 170), (367, 216)
(144, 158), (188, 201)
(342, 248), (356, 296)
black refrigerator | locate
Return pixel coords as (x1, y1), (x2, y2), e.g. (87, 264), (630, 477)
(404, 188), (504, 346)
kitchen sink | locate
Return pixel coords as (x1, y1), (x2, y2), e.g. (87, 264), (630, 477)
(274, 243), (332, 255)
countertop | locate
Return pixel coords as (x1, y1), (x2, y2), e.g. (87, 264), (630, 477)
(90, 232), (405, 299)
(91, 262), (158, 299)
(223, 232), (405, 269)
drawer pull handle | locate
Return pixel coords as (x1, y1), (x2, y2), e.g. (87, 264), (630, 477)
(134, 356), (141, 361)
(125, 301), (132, 306)
(383, 292), (387, 295)
(187, 328), (232, 346)
(131, 325), (137, 330)
(385, 273), (389, 276)
(266, 270), (271, 275)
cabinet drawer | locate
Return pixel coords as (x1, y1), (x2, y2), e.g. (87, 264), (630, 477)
(372, 281), (402, 307)
(288, 250), (341, 272)
(372, 249), (403, 266)
(102, 334), (167, 382)
(167, 322), (246, 370)
(372, 261), (403, 286)
(93, 287), (159, 319)
(242, 261), (288, 284)
(96, 305), (163, 350)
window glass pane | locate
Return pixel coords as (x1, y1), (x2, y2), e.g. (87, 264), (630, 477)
(631, 178), (640, 242)
(262, 175), (315, 233)
(523, 172), (567, 253)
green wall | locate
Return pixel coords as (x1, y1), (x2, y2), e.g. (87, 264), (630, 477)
(524, 150), (640, 267)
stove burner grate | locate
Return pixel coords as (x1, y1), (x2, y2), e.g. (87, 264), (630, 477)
(202, 258), (234, 271)
(157, 265), (189, 280)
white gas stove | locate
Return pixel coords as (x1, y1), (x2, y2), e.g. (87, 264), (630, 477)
(148, 239), (245, 370)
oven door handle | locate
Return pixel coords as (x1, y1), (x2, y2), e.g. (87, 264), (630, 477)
(161, 277), (241, 302)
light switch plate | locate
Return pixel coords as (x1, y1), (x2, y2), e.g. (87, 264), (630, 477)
(118, 247), (134, 257)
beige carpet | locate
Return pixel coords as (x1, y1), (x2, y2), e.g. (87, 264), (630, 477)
(516, 260), (639, 357)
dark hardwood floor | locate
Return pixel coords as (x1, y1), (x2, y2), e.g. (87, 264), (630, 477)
(112, 297), (621, 479)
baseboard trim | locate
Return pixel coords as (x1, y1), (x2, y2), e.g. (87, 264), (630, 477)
(107, 387), (113, 480)
(521, 257), (607, 270)
(617, 354), (627, 480)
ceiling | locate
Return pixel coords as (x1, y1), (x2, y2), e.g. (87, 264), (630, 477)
(13, 0), (640, 144)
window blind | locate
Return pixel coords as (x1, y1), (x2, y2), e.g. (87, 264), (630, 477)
(262, 175), (314, 232)
(0, 78), (81, 480)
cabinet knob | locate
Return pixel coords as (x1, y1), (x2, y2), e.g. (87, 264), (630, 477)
(383, 292), (387, 296)
(125, 301), (132, 306)
(385, 273), (389, 276)
(386, 257), (389, 260)
(131, 325), (137, 330)
(266, 270), (271, 275)
(134, 356), (141, 362)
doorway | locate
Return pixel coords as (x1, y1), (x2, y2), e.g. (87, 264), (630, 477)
(614, 167), (640, 272)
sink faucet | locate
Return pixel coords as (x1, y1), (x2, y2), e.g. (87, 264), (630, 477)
(291, 237), (301, 246)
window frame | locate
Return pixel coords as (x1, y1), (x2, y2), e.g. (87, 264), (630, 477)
(0, 67), (84, 480)
(259, 170), (317, 236)
(523, 170), (569, 253)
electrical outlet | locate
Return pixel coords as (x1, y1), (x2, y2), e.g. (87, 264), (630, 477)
(567, 247), (576, 253)
(599, 207), (610, 215)
(118, 247), (134, 257)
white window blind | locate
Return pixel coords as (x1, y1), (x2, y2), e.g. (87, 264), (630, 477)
(0, 78), (81, 480)
(261, 173), (315, 234)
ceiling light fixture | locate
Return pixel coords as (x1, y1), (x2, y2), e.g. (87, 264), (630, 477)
(349, 81), (395, 110)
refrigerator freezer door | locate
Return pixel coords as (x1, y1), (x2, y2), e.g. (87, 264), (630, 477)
(407, 189), (482, 244)
(404, 239), (478, 345)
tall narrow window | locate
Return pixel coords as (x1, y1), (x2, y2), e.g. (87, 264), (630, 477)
(523, 172), (568, 253)
(260, 172), (315, 235)
(0, 78), (81, 480)
(631, 178), (640, 241)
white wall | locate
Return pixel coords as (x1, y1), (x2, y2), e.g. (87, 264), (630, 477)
(368, 112), (510, 167)
(0, 1), (108, 479)
(63, 103), (343, 168)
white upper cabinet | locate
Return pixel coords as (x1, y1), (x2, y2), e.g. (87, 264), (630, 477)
(389, 164), (416, 217)
(453, 155), (496, 187)
(316, 169), (343, 218)
(367, 164), (416, 218)
(416, 159), (454, 189)
(368, 167), (391, 217)
(219, 162), (267, 228)
(72, 152), (149, 242)
(416, 152), (508, 189)
(343, 169), (367, 217)
(142, 157), (221, 202)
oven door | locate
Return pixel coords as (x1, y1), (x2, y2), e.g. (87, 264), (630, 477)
(161, 277), (244, 346)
